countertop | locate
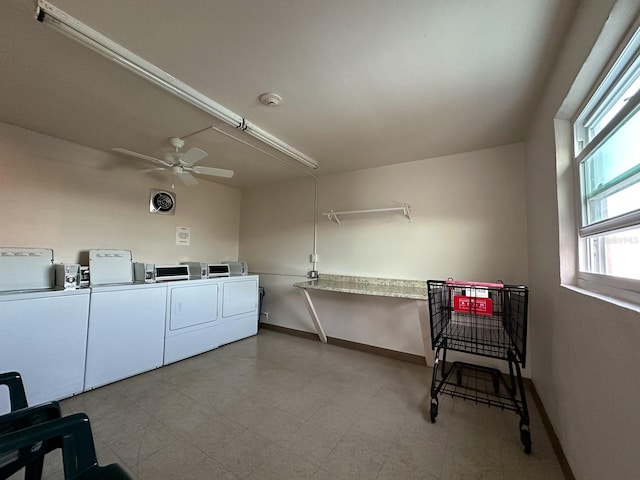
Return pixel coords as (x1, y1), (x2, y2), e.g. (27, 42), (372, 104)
(294, 274), (428, 300)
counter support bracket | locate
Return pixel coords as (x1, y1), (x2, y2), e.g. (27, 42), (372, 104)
(298, 288), (327, 343)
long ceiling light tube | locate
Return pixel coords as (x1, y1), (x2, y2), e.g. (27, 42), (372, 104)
(35, 0), (319, 170)
(241, 120), (318, 169)
(180, 124), (316, 177)
(35, 1), (241, 128)
(208, 126), (318, 177)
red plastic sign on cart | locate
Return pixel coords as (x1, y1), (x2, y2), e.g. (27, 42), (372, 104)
(453, 296), (493, 315)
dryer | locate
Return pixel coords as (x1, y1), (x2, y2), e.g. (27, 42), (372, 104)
(164, 279), (220, 365)
(217, 276), (259, 346)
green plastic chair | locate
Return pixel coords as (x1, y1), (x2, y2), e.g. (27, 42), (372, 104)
(0, 401), (62, 479)
(0, 413), (131, 480)
(1, 371), (63, 479)
(0, 371), (29, 411)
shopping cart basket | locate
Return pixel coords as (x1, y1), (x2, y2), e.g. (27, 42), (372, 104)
(427, 279), (531, 453)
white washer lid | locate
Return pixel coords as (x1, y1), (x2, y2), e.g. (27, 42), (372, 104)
(0, 247), (54, 291)
(89, 249), (133, 285)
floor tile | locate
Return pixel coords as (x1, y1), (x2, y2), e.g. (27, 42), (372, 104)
(278, 419), (344, 465)
(210, 429), (282, 478)
(134, 441), (218, 480)
(440, 434), (503, 480)
(90, 400), (155, 445)
(108, 417), (182, 469)
(322, 436), (386, 480)
(251, 407), (306, 445)
(376, 457), (439, 480)
(308, 401), (360, 435)
(34, 330), (567, 480)
(223, 394), (282, 427)
(387, 420), (449, 479)
(343, 412), (399, 454)
(278, 390), (328, 420)
(244, 446), (319, 480)
(309, 467), (346, 480)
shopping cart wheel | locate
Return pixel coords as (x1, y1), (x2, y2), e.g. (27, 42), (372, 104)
(429, 398), (438, 423)
(519, 422), (532, 454)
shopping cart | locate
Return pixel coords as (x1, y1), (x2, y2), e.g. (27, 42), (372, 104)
(427, 279), (531, 453)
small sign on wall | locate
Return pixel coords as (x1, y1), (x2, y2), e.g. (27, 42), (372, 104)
(176, 226), (191, 246)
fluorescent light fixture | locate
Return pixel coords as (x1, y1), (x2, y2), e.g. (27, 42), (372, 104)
(35, 0), (319, 170)
(241, 121), (318, 170)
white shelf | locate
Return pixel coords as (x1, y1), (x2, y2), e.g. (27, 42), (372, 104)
(322, 203), (411, 226)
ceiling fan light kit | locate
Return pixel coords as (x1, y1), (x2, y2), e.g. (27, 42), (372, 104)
(35, 0), (319, 171)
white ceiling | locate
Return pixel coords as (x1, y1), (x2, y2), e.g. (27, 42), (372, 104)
(1, 0), (577, 189)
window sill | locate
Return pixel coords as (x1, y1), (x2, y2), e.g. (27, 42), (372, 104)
(561, 282), (640, 314)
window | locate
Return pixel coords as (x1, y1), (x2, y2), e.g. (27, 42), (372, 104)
(573, 26), (640, 292)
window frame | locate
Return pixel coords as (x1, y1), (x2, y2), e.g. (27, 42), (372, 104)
(572, 24), (640, 302)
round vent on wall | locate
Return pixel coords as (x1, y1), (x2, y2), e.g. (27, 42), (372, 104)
(149, 189), (176, 215)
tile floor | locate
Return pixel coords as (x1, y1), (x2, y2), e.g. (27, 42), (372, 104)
(13, 330), (564, 479)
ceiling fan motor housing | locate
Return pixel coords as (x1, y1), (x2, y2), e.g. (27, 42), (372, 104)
(149, 189), (176, 215)
(169, 137), (185, 150)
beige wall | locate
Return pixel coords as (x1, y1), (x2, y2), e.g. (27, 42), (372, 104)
(0, 123), (242, 265)
(240, 143), (529, 360)
(315, 143), (528, 283)
(240, 175), (316, 277)
(525, 1), (640, 478)
(239, 176), (318, 344)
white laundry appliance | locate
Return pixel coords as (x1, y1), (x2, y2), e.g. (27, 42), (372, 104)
(0, 247), (89, 411)
(216, 276), (259, 346)
(164, 279), (221, 365)
(84, 282), (167, 390)
(84, 251), (167, 390)
(0, 288), (90, 412)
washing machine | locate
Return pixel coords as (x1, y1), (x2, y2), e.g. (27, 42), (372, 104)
(0, 247), (89, 411)
(0, 288), (90, 412)
(84, 282), (167, 390)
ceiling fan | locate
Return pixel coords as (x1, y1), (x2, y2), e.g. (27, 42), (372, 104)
(113, 137), (234, 186)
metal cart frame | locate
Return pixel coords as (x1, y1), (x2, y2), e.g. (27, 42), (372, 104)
(427, 279), (531, 453)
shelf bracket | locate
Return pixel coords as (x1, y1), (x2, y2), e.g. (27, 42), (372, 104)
(326, 210), (341, 226)
(403, 203), (412, 222)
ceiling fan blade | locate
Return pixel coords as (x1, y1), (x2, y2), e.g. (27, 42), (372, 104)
(178, 172), (199, 186)
(191, 165), (234, 178)
(113, 148), (172, 167)
(137, 167), (166, 174)
(180, 147), (208, 166)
